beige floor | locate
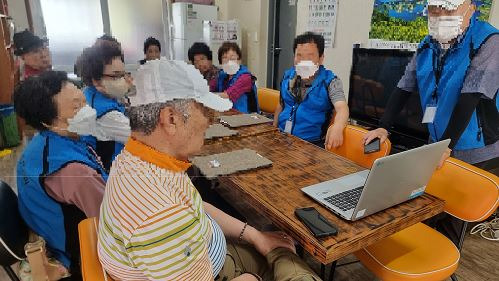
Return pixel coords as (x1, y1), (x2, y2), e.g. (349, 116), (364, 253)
(1, 143), (498, 281)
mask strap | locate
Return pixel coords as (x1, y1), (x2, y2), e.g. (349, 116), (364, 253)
(41, 121), (69, 132)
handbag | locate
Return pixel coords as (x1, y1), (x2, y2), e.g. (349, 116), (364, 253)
(19, 233), (70, 281)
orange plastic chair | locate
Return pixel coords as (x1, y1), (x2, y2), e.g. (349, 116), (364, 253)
(425, 158), (498, 222)
(354, 158), (499, 281)
(78, 217), (114, 281)
(257, 88), (280, 114)
(327, 125), (391, 169)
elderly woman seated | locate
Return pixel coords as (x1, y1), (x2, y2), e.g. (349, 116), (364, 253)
(78, 40), (132, 170)
(97, 59), (321, 281)
(14, 71), (108, 280)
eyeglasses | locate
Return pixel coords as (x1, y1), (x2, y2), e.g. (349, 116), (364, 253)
(102, 72), (130, 80)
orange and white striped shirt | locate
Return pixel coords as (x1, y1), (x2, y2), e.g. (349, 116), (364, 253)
(98, 138), (226, 280)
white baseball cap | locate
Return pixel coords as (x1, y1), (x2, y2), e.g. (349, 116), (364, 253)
(427, 0), (467, 10)
(129, 58), (232, 112)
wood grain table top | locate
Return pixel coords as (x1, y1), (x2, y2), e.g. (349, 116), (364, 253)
(198, 130), (445, 264)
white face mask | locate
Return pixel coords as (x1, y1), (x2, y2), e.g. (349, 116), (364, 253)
(222, 60), (240, 75)
(67, 105), (97, 136)
(295, 60), (319, 79)
(102, 77), (130, 98)
(428, 5), (470, 45)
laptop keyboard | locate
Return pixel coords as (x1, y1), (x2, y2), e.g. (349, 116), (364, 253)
(323, 186), (364, 211)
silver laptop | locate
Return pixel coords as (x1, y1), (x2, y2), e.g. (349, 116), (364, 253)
(301, 139), (450, 221)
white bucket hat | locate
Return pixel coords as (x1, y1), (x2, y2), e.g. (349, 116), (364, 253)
(130, 58), (232, 112)
(427, 0), (468, 10)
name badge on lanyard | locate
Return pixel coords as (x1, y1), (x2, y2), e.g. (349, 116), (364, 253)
(284, 105), (295, 133)
(284, 120), (293, 133)
(422, 104), (438, 124)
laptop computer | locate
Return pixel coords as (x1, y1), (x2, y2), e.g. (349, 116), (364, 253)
(301, 139), (450, 221)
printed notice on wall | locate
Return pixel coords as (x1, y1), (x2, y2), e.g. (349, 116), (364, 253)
(204, 20), (239, 43)
(307, 0), (338, 48)
(208, 21), (226, 43)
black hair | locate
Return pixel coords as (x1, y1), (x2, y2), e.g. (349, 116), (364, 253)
(217, 41), (242, 64)
(143, 37), (161, 54)
(79, 41), (123, 85)
(14, 71), (68, 131)
(98, 34), (119, 44)
(188, 42), (213, 62)
(293, 32), (325, 57)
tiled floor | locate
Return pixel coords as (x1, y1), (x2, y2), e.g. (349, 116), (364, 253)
(1, 142), (498, 281)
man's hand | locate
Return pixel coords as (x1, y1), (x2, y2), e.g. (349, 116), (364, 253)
(246, 228), (295, 257)
(363, 128), (389, 146)
(325, 124), (344, 149)
(437, 148), (452, 169)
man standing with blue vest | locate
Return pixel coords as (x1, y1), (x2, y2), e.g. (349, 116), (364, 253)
(364, 0), (499, 175)
(273, 32), (349, 149)
(363, 0), (498, 246)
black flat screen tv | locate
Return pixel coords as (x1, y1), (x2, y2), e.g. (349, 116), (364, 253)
(348, 47), (429, 149)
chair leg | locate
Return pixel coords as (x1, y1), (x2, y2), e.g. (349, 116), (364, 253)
(328, 260), (338, 281)
(457, 222), (468, 251)
(451, 273), (459, 281)
(320, 264), (326, 279)
(2, 265), (20, 281)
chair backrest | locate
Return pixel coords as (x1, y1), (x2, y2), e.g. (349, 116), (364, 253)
(426, 157), (499, 222)
(257, 88), (280, 114)
(327, 125), (391, 169)
(79, 217), (114, 281)
(0, 180), (29, 266)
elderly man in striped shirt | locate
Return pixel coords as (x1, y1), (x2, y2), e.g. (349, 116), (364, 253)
(97, 59), (321, 281)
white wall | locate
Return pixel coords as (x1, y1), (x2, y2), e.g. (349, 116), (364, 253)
(296, 0), (374, 97)
(491, 0), (499, 27)
(214, 0), (268, 87)
(7, 0), (30, 32)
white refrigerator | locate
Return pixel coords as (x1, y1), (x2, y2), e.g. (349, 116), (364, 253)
(171, 2), (218, 61)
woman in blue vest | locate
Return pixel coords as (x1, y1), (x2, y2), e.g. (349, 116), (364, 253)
(363, 0), (499, 245)
(273, 32), (350, 149)
(79, 40), (131, 170)
(211, 41), (259, 113)
(14, 71), (108, 280)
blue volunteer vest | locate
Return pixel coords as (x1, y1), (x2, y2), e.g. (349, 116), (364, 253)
(83, 86), (126, 169)
(278, 65), (336, 142)
(17, 130), (108, 267)
(216, 65), (260, 113)
(416, 15), (499, 150)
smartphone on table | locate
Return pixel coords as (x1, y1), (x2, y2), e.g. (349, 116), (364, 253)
(295, 207), (338, 238)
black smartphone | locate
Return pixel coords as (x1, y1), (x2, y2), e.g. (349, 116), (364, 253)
(295, 207), (338, 238)
(364, 138), (381, 154)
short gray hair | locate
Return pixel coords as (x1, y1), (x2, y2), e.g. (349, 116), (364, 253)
(127, 99), (192, 135)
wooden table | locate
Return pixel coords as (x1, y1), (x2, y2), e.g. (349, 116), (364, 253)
(198, 130), (445, 265)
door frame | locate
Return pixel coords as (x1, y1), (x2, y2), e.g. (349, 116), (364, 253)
(266, 0), (277, 89)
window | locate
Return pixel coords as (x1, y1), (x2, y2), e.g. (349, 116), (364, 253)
(40, 0), (104, 72)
